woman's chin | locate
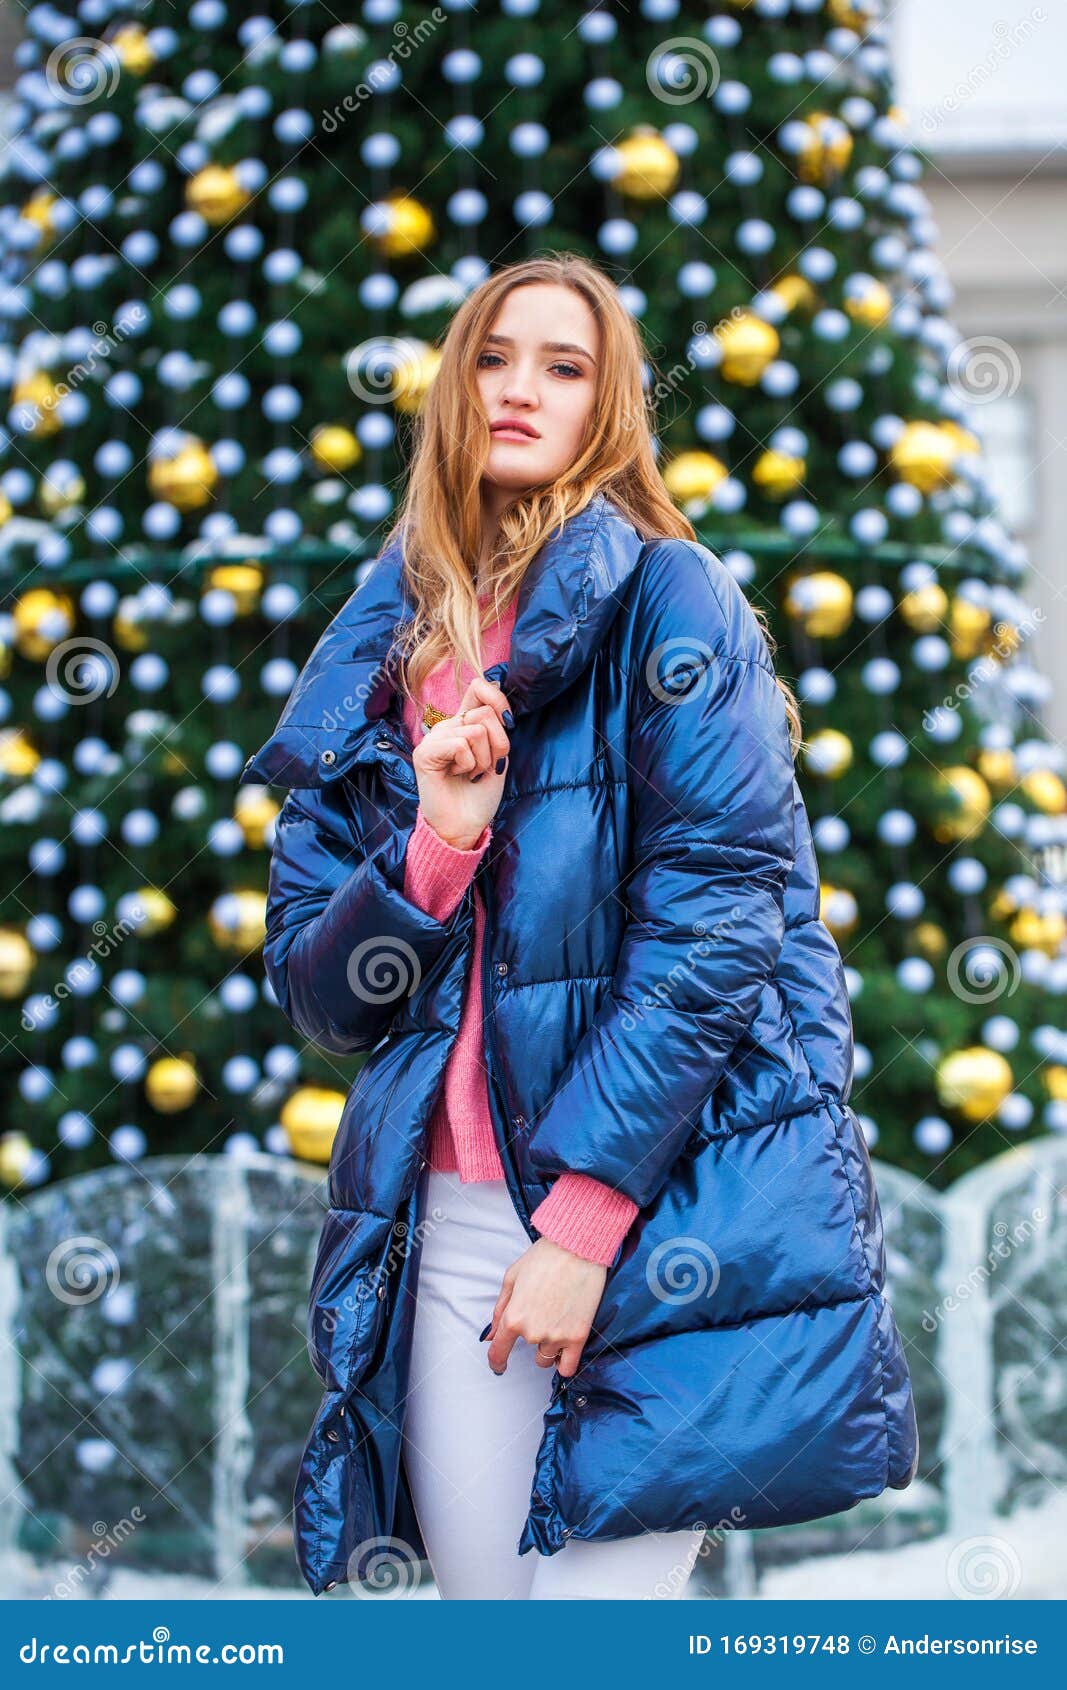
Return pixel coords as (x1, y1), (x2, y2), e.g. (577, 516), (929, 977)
(482, 465), (550, 499)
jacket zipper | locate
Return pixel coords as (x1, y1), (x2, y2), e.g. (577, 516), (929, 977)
(476, 853), (535, 1240)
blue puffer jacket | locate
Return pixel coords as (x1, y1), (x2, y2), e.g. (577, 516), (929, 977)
(245, 491), (919, 1595)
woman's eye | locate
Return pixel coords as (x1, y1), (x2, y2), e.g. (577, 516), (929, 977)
(477, 352), (584, 378)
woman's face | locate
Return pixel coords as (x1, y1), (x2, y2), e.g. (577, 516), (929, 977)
(475, 283), (601, 507)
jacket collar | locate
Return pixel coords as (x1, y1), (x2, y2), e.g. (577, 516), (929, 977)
(243, 490), (648, 789)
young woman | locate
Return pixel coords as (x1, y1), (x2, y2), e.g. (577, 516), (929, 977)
(246, 254), (919, 1600)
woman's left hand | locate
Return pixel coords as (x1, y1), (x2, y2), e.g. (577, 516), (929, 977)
(485, 1237), (607, 1378)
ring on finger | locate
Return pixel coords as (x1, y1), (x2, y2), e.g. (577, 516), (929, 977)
(537, 1342), (561, 1361)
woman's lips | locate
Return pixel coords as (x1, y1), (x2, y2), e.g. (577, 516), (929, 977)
(491, 423), (539, 440)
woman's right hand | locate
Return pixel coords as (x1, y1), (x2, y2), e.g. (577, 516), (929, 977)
(412, 676), (512, 850)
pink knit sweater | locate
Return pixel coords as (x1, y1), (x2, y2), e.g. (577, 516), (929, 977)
(400, 596), (638, 1267)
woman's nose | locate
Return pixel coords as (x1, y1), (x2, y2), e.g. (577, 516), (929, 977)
(500, 370), (537, 406)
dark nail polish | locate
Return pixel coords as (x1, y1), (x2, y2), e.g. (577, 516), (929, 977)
(502, 710), (515, 729)
(478, 1321), (492, 1342)
(495, 756), (506, 774)
(472, 771), (485, 782)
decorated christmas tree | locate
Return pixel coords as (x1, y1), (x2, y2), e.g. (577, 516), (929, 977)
(1, 0), (1064, 1198)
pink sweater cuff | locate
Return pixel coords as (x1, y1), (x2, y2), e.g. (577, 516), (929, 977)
(403, 806), (491, 923)
(529, 1172), (639, 1267)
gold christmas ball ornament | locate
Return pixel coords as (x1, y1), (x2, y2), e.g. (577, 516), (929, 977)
(0, 928), (35, 998)
(22, 190), (58, 246)
(209, 889), (268, 952)
(0, 491), (12, 528)
(234, 785), (280, 847)
(147, 438), (218, 512)
(803, 728), (854, 779)
(145, 1055), (200, 1113)
(844, 276), (892, 328)
(281, 1086), (347, 1164)
(1009, 908), (1067, 958)
(752, 448), (806, 500)
(113, 595), (150, 651)
(819, 883), (859, 938)
(11, 372), (63, 437)
(0, 1131), (34, 1190)
(889, 420), (960, 493)
(898, 582), (948, 633)
(940, 420), (981, 458)
(976, 748), (1017, 792)
(933, 766), (991, 842)
(663, 450), (728, 506)
(794, 112), (853, 184)
(0, 729), (40, 779)
(111, 23), (156, 74)
(310, 425), (362, 473)
(185, 164), (251, 226)
(990, 619), (1021, 663)
(206, 562), (263, 615)
(914, 922), (948, 960)
(769, 272), (816, 314)
(391, 344), (441, 414)
(39, 465), (86, 516)
(715, 312), (780, 385)
(1020, 769), (1066, 815)
(613, 128), (681, 198)
(828, 0), (879, 26)
(14, 588), (75, 659)
(784, 571), (853, 639)
(371, 195), (435, 258)
(1045, 1065), (1067, 1103)
(989, 887), (1018, 923)
(936, 1047), (1013, 1123)
(949, 596), (994, 661)
(131, 887), (178, 936)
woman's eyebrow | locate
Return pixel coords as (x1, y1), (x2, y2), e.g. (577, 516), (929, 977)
(484, 332), (597, 364)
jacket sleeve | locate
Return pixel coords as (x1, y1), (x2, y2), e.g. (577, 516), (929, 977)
(523, 539), (798, 1210)
(263, 781), (472, 1055)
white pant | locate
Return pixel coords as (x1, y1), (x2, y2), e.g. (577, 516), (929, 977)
(401, 1168), (704, 1599)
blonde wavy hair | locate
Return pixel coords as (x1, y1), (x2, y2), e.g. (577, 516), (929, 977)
(384, 253), (802, 757)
